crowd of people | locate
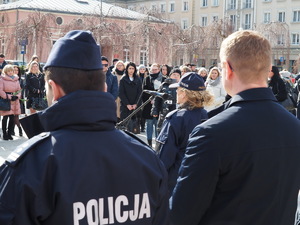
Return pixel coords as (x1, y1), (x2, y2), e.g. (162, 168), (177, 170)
(0, 54), (46, 140)
(0, 29), (300, 225)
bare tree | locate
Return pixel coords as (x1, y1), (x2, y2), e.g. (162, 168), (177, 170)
(256, 22), (290, 70)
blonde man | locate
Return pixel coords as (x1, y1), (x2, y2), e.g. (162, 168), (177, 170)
(170, 30), (300, 225)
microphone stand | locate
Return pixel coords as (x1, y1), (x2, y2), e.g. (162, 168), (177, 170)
(116, 95), (154, 130)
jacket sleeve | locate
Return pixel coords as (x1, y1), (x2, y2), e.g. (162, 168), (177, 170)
(118, 79), (130, 106)
(275, 78), (287, 102)
(111, 75), (119, 100)
(0, 78), (7, 99)
(170, 125), (220, 225)
(25, 74), (37, 94)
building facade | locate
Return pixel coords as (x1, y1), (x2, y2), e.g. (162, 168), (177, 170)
(104, 0), (300, 72)
(0, 0), (175, 66)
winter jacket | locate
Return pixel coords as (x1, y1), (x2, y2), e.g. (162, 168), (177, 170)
(268, 75), (287, 102)
(170, 88), (300, 225)
(0, 75), (21, 116)
(106, 69), (118, 100)
(0, 90), (169, 225)
(205, 76), (226, 111)
(156, 107), (208, 195)
(119, 75), (142, 120)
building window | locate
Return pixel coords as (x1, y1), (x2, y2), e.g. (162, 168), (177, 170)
(228, 0), (236, 9)
(151, 4), (157, 11)
(201, 16), (208, 27)
(140, 47), (147, 66)
(182, 19), (188, 29)
(244, 0), (251, 8)
(230, 14), (237, 30)
(123, 46), (130, 62)
(56, 17), (63, 25)
(212, 0), (219, 6)
(278, 11), (285, 22)
(128, 5), (135, 11)
(202, 0), (208, 7)
(293, 10), (300, 22)
(263, 0), (271, 2)
(212, 15), (218, 22)
(244, 14), (251, 29)
(183, 1), (189, 11)
(160, 3), (166, 12)
(264, 12), (271, 23)
(292, 33), (300, 45)
(170, 2), (175, 12)
(277, 34), (285, 45)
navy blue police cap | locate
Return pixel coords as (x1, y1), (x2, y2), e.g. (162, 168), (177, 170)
(44, 30), (102, 70)
(169, 72), (206, 91)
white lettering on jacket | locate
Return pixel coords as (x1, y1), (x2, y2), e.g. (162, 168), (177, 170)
(73, 193), (151, 225)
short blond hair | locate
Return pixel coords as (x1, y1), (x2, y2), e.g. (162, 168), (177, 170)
(2, 64), (14, 74)
(179, 87), (214, 110)
(220, 30), (271, 83)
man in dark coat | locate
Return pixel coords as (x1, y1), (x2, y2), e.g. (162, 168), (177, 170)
(0, 30), (169, 225)
(170, 30), (300, 225)
(0, 53), (7, 73)
(102, 56), (118, 100)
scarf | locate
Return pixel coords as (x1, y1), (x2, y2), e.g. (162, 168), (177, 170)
(115, 68), (124, 75)
(206, 76), (221, 87)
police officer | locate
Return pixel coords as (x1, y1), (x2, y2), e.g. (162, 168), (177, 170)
(156, 72), (213, 195)
(0, 30), (169, 225)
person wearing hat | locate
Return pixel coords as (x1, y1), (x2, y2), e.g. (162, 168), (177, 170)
(156, 72), (213, 195)
(0, 30), (169, 224)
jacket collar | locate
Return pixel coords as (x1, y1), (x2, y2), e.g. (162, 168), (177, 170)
(225, 88), (277, 110)
(39, 90), (117, 132)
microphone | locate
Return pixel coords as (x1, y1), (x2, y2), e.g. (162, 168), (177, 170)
(143, 90), (170, 100)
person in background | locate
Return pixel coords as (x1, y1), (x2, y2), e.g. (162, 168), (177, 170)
(0, 65), (21, 140)
(151, 68), (181, 133)
(12, 65), (23, 136)
(109, 58), (119, 72)
(205, 66), (226, 111)
(170, 30), (300, 225)
(25, 61), (45, 114)
(112, 60), (126, 121)
(198, 67), (208, 82)
(189, 63), (197, 72)
(0, 54), (7, 74)
(142, 63), (164, 147)
(180, 65), (191, 76)
(25, 55), (43, 72)
(161, 64), (171, 78)
(137, 64), (148, 132)
(119, 62), (142, 133)
(268, 66), (287, 102)
(101, 56), (118, 100)
(0, 30), (169, 225)
(156, 72), (213, 195)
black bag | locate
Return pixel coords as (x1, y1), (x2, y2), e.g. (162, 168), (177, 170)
(0, 94), (11, 111)
(32, 95), (48, 110)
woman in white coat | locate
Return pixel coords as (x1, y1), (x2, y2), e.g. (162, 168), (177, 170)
(205, 67), (226, 111)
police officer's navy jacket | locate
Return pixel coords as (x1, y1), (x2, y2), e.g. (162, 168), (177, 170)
(156, 107), (207, 195)
(170, 88), (300, 225)
(0, 90), (169, 225)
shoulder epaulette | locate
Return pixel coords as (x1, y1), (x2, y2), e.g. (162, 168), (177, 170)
(5, 132), (51, 167)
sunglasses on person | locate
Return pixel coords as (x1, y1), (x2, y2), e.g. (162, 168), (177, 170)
(103, 64), (109, 67)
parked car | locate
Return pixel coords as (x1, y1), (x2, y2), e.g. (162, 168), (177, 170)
(6, 60), (27, 67)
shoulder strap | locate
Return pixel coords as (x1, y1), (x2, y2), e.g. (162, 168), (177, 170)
(5, 132), (51, 167)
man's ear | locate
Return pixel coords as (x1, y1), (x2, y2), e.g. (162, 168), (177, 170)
(225, 61), (234, 81)
(48, 80), (65, 101)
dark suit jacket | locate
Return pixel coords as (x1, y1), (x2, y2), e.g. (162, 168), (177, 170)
(171, 88), (300, 225)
